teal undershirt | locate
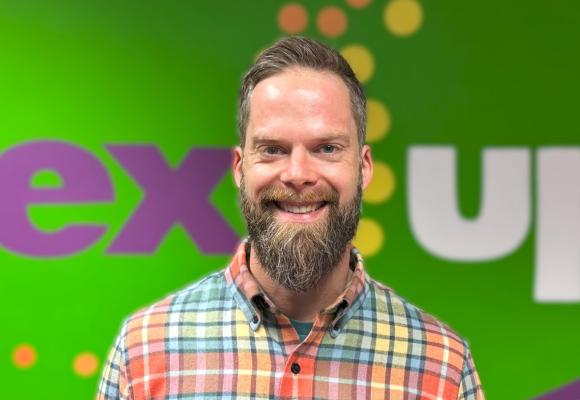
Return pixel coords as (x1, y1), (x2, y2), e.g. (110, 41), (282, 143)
(288, 318), (314, 342)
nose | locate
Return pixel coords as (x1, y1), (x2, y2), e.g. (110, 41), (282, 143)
(279, 147), (318, 191)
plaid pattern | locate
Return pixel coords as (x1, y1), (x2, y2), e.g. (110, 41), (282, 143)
(97, 243), (484, 400)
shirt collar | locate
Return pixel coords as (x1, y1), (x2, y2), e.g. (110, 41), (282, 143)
(224, 240), (370, 331)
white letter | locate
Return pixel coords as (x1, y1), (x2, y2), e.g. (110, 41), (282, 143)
(408, 146), (531, 262)
(535, 148), (580, 302)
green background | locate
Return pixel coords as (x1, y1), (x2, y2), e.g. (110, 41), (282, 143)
(1, 1), (579, 399)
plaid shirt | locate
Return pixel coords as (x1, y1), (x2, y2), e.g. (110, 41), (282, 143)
(97, 243), (484, 400)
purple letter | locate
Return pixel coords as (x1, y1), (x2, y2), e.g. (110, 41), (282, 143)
(105, 145), (239, 255)
(531, 376), (580, 400)
(0, 140), (114, 257)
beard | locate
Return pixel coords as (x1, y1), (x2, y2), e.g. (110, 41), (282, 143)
(239, 171), (362, 294)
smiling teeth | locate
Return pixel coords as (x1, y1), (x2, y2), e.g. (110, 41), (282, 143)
(279, 202), (324, 214)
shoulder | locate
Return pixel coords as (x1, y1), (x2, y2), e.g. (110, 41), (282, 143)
(122, 271), (228, 340)
(365, 277), (471, 368)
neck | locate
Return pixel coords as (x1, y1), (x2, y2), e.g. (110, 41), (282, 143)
(248, 246), (352, 323)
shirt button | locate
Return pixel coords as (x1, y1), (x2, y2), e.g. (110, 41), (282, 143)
(291, 362), (301, 374)
(252, 315), (258, 324)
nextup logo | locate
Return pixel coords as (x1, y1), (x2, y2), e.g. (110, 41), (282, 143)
(408, 146), (580, 303)
(0, 140), (239, 258)
(1, 140), (579, 303)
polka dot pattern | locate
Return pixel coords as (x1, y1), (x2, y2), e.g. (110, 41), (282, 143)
(353, 218), (384, 257)
(345, 0), (373, 9)
(73, 352), (99, 377)
(364, 162), (396, 204)
(366, 99), (391, 142)
(384, 0), (423, 36)
(12, 344), (37, 369)
(271, 1), (419, 257)
(317, 6), (348, 38)
(340, 45), (375, 83)
(278, 3), (308, 34)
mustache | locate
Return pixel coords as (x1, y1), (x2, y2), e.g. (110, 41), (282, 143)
(258, 186), (340, 205)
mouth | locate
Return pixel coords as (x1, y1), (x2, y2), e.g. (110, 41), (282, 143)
(275, 201), (326, 214)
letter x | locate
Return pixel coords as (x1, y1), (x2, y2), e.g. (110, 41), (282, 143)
(105, 144), (239, 255)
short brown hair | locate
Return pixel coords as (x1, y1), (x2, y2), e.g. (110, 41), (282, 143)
(238, 36), (366, 150)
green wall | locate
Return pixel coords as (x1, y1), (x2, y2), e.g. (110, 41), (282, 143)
(1, 1), (579, 399)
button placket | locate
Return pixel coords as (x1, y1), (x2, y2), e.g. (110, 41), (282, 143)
(278, 313), (329, 399)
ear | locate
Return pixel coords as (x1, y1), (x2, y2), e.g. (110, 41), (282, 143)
(233, 146), (243, 188)
(361, 145), (373, 190)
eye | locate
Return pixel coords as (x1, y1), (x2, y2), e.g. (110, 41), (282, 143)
(266, 147), (279, 155)
(322, 145), (336, 154)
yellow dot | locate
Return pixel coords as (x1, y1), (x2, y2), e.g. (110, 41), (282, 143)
(340, 45), (375, 84)
(12, 344), (37, 369)
(364, 162), (395, 204)
(73, 352), (99, 377)
(366, 99), (391, 142)
(352, 218), (384, 257)
(384, 0), (423, 37)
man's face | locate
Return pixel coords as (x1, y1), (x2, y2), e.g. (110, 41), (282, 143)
(234, 68), (373, 292)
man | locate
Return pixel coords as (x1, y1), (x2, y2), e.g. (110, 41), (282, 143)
(97, 36), (484, 400)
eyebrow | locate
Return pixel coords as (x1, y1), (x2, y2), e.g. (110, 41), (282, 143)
(250, 132), (351, 148)
(250, 134), (279, 146)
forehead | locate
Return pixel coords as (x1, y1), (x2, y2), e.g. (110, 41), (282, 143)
(247, 68), (355, 141)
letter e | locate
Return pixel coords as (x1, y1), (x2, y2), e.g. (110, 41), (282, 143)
(0, 140), (114, 257)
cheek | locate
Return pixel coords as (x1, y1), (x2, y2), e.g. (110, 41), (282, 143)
(244, 166), (279, 195)
(326, 171), (359, 201)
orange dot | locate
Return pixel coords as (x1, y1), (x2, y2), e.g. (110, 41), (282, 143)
(73, 352), (99, 377)
(317, 6), (348, 38)
(278, 3), (308, 34)
(345, 0), (373, 8)
(12, 344), (37, 369)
